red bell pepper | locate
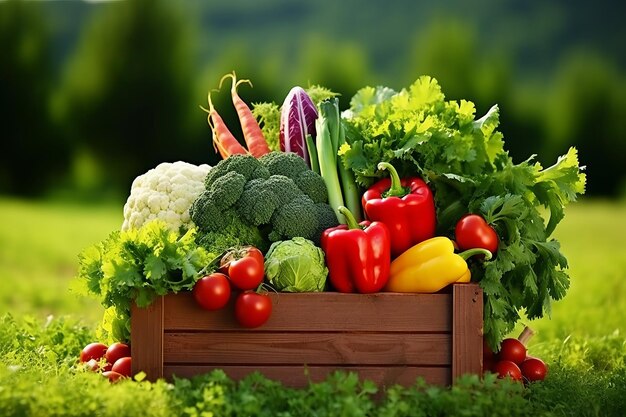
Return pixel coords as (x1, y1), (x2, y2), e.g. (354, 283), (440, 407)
(362, 162), (436, 258)
(321, 206), (391, 293)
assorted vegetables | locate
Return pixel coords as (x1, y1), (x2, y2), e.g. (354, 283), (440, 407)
(76, 72), (586, 385)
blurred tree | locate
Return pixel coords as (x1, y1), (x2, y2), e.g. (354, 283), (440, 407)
(546, 52), (626, 195)
(55, 0), (200, 197)
(0, 0), (66, 196)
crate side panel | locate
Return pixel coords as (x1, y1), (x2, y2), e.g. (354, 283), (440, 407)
(131, 296), (164, 380)
(163, 332), (451, 366)
(452, 283), (483, 381)
(164, 365), (451, 388)
(164, 292), (452, 332)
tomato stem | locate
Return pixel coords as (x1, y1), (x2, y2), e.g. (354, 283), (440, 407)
(458, 248), (492, 260)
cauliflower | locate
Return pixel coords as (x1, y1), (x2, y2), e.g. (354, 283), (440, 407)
(122, 161), (211, 233)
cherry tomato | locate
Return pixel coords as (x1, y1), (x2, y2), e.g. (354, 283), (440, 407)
(220, 247), (265, 290)
(494, 360), (523, 381)
(520, 357), (548, 382)
(80, 342), (108, 362)
(234, 292), (272, 328)
(106, 342), (131, 365)
(498, 338), (527, 364)
(111, 356), (132, 378)
(455, 214), (499, 254)
(102, 371), (125, 383)
(193, 273), (231, 310)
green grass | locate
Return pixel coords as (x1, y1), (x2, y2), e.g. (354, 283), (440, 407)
(0, 197), (122, 323)
(1, 196), (625, 416)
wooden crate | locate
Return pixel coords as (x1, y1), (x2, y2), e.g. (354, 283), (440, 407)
(131, 283), (483, 388)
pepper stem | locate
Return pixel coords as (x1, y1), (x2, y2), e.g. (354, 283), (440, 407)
(377, 162), (407, 197)
(458, 248), (493, 260)
(338, 206), (360, 230)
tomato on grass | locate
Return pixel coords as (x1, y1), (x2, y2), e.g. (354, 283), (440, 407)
(111, 357), (132, 378)
(106, 342), (131, 365)
(494, 360), (523, 381)
(80, 342), (108, 363)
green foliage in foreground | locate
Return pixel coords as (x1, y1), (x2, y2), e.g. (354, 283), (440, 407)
(1, 314), (625, 417)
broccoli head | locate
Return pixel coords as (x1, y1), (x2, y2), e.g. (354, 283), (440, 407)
(190, 193), (236, 233)
(294, 169), (329, 204)
(204, 154), (267, 188)
(195, 215), (268, 255)
(312, 202), (340, 245)
(264, 175), (304, 206)
(269, 195), (320, 242)
(236, 178), (279, 226)
(259, 151), (308, 180)
(207, 171), (247, 210)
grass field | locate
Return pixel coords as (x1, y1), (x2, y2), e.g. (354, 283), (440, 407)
(1, 196), (625, 416)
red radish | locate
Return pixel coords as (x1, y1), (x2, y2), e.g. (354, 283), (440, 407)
(494, 360), (523, 381)
(106, 342), (131, 366)
(521, 357), (548, 382)
(111, 357), (132, 378)
(220, 72), (271, 158)
(201, 91), (247, 159)
(498, 338), (527, 364)
(102, 371), (124, 383)
(80, 342), (108, 363)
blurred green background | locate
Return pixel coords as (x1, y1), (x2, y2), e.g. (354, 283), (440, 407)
(2, 0), (626, 200)
(1, 0), (625, 337)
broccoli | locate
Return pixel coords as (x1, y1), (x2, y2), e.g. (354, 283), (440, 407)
(259, 151), (308, 180)
(204, 154), (267, 188)
(195, 215), (268, 255)
(294, 170), (329, 204)
(269, 195), (320, 242)
(264, 175), (304, 206)
(189, 191), (224, 232)
(236, 179), (279, 226)
(207, 171), (247, 210)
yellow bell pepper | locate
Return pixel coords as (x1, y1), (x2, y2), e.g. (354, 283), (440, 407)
(385, 236), (491, 293)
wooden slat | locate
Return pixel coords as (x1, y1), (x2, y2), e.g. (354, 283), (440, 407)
(164, 292), (452, 332)
(131, 296), (164, 380)
(451, 283), (483, 381)
(164, 365), (451, 388)
(164, 332), (451, 365)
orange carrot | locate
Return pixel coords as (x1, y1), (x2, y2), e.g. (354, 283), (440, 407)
(220, 72), (271, 158)
(201, 91), (247, 159)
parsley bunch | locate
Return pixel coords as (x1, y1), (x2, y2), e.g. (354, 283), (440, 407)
(75, 220), (213, 343)
(342, 76), (586, 346)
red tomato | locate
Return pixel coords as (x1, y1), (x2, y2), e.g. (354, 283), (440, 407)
(193, 273), (231, 310)
(483, 357), (496, 373)
(102, 371), (124, 383)
(106, 342), (131, 365)
(234, 292), (272, 328)
(221, 247), (265, 290)
(80, 342), (108, 363)
(455, 214), (499, 254)
(498, 338), (527, 365)
(86, 358), (100, 372)
(494, 360), (523, 381)
(111, 356), (132, 378)
(521, 357), (548, 382)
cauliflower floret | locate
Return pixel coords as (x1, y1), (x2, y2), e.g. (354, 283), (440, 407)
(121, 161), (211, 233)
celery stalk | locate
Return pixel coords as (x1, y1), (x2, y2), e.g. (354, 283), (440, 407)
(337, 121), (362, 221)
(305, 134), (320, 175)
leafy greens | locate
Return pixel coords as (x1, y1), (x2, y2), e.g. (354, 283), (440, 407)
(341, 76), (586, 346)
(75, 220), (213, 343)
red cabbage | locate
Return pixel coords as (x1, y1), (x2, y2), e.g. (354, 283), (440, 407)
(279, 87), (318, 166)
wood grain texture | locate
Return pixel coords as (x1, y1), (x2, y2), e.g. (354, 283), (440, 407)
(164, 332), (452, 365)
(163, 292), (452, 332)
(131, 296), (164, 380)
(451, 284), (483, 381)
(164, 365), (451, 388)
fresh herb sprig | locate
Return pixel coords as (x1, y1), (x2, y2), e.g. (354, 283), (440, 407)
(75, 220), (213, 342)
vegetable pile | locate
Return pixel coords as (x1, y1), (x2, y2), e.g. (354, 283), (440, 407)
(75, 72), (586, 383)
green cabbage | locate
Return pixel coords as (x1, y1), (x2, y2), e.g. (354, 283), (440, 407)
(264, 237), (328, 292)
